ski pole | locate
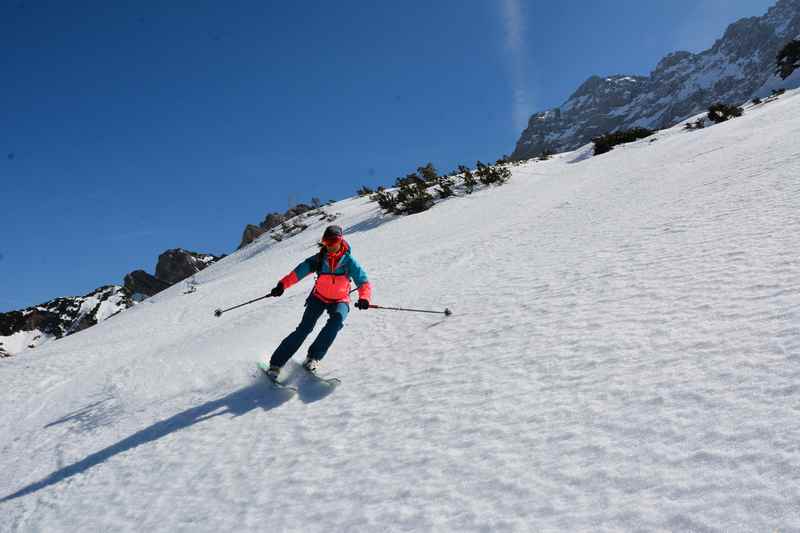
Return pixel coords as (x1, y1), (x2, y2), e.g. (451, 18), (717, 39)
(213, 294), (274, 317)
(368, 304), (452, 316)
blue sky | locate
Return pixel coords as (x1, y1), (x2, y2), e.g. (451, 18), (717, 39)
(0, 0), (777, 311)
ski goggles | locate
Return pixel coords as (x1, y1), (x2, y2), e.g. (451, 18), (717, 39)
(322, 235), (342, 246)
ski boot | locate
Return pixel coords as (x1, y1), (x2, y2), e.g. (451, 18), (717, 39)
(265, 365), (281, 382)
(302, 357), (320, 374)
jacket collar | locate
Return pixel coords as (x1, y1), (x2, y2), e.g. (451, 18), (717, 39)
(326, 239), (349, 256)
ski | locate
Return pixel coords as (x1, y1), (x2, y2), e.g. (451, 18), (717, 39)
(257, 362), (298, 393)
(301, 367), (341, 387)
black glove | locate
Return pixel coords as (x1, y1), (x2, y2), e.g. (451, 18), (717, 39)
(270, 282), (284, 297)
(355, 299), (370, 310)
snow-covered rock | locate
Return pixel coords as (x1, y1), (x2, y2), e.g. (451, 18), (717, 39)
(0, 285), (133, 357)
(2, 249), (222, 358)
(512, 0), (800, 160)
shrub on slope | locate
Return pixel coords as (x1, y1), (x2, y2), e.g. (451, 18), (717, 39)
(707, 103), (744, 124)
(776, 39), (800, 80)
(592, 128), (654, 155)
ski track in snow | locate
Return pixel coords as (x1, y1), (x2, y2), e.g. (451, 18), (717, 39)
(2, 91), (800, 531)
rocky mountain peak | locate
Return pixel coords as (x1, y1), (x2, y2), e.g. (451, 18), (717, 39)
(511, 0), (800, 161)
(766, 0), (800, 27)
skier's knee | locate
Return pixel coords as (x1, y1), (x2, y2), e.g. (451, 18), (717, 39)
(331, 312), (345, 328)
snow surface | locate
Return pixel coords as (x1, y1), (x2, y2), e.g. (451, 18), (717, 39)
(2, 90), (800, 531)
(0, 329), (45, 356)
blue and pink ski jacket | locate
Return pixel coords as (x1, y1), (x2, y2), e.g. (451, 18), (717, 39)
(279, 240), (372, 305)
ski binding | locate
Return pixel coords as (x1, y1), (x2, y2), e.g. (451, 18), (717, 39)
(257, 362), (298, 393)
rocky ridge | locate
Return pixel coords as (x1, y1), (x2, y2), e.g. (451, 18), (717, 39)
(2, 248), (222, 357)
(511, 0), (800, 160)
(0, 286), (132, 357)
(238, 203), (339, 249)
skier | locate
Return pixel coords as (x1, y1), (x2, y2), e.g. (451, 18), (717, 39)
(264, 225), (371, 380)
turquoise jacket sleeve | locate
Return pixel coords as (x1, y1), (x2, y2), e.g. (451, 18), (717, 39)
(347, 255), (369, 287)
(346, 254), (372, 301)
(280, 254), (318, 288)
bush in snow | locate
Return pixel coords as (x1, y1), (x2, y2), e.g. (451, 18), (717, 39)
(458, 165), (477, 194)
(707, 103), (743, 124)
(357, 185), (374, 197)
(271, 221), (309, 242)
(592, 128), (654, 155)
(417, 162), (439, 185)
(684, 118), (706, 130)
(776, 39), (800, 80)
(367, 158), (511, 215)
(752, 97), (762, 105)
(435, 176), (455, 199)
(475, 160), (511, 186)
(395, 172), (426, 189)
(396, 182), (434, 214)
(772, 88), (786, 97)
(372, 188), (398, 214)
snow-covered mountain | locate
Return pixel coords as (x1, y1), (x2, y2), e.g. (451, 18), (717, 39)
(2, 89), (799, 531)
(1, 248), (222, 357)
(0, 285), (132, 357)
(511, 0), (800, 160)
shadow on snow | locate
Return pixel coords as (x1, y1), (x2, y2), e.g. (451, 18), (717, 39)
(1, 381), (292, 503)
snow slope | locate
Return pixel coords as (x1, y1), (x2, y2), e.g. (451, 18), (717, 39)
(2, 91), (800, 532)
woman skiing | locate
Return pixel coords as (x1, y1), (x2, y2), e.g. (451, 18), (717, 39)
(265, 224), (371, 379)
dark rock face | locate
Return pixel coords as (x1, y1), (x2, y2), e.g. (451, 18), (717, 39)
(239, 224), (268, 249)
(511, 0), (800, 160)
(261, 213), (286, 230)
(282, 204), (312, 221)
(155, 249), (222, 285)
(124, 270), (171, 298)
(238, 203), (315, 250)
(0, 285), (134, 356)
(123, 249), (223, 298)
(513, 75), (649, 158)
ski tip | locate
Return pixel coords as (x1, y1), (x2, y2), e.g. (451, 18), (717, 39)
(314, 376), (341, 388)
(273, 383), (298, 394)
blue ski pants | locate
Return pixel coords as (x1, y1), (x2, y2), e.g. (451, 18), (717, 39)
(269, 295), (349, 367)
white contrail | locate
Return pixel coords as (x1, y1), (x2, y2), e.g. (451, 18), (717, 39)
(501, 0), (532, 133)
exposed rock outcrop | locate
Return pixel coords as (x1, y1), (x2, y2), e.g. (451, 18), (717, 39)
(155, 249), (221, 285)
(238, 203), (315, 249)
(239, 224), (268, 250)
(123, 270), (171, 298)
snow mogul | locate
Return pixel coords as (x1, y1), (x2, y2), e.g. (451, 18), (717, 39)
(264, 224), (371, 379)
